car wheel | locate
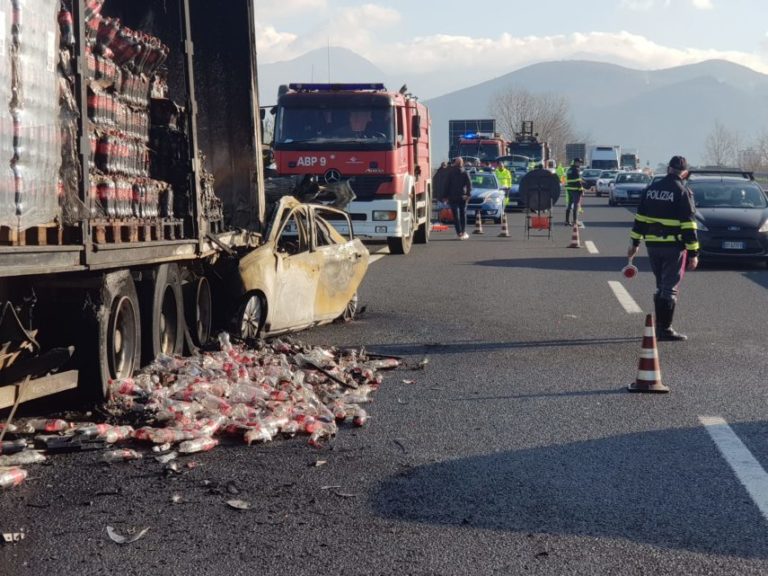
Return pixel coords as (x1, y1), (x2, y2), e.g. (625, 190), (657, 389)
(233, 293), (265, 340)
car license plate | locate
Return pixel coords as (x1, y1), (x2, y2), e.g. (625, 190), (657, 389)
(509, 200), (518, 206)
(722, 241), (745, 250)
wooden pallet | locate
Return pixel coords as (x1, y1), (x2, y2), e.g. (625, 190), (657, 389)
(0, 223), (67, 246)
(92, 218), (184, 244)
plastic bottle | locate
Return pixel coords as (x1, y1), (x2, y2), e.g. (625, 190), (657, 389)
(0, 468), (27, 489)
(178, 437), (218, 454)
(25, 419), (70, 433)
(0, 439), (27, 455)
(0, 450), (46, 466)
(102, 449), (142, 463)
(99, 426), (134, 444)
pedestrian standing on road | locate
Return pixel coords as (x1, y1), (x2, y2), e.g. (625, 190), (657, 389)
(564, 158), (585, 226)
(494, 162), (512, 190)
(433, 161), (449, 200)
(441, 157), (472, 239)
(628, 155), (699, 341)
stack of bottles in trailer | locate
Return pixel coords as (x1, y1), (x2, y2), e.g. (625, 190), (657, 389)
(0, 0), (62, 232)
(75, 0), (175, 225)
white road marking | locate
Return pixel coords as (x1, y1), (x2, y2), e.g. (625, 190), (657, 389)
(585, 241), (599, 254)
(700, 416), (768, 522)
(369, 254), (385, 264)
(608, 280), (643, 314)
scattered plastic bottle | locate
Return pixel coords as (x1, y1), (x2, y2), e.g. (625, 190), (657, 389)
(99, 426), (134, 444)
(0, 439), (27, 455)
(74, 423), (113, 438)
(178, 437), (218, 454)
(102, 449), (142, 463)
(25, 419), (70, 433)
(0, 450), (47, 466)
(352, 407), (368, 427)
(0, 467), (27, 489)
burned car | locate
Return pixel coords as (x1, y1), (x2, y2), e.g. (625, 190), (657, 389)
(232, 197), (369, 338)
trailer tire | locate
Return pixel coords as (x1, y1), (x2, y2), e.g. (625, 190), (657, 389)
(185, 276), (212, 347)
(91, 270), (142, 400)
(142, 263), (185, 363)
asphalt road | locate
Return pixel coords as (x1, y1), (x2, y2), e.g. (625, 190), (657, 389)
(3, 197), (768, 575)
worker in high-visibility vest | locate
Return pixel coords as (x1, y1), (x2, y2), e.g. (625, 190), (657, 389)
(494, 163), (512, 189)
(564, 158), (585, 226)
(555, 162), (566, 185)
(628, 155), (699, 341)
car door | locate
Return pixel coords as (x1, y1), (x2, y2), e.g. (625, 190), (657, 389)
(311, 206), (369, 322)
(268, 204), (321, 332)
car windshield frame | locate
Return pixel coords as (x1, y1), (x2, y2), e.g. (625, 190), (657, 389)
(469, 173), (499, 190)
(582, 169), (602, 178)
(688, 179), (768, 209)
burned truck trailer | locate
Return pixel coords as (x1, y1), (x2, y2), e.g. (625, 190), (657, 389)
(0, 0), (265, 405)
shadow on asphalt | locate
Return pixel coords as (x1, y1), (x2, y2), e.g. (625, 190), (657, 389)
(476, 256), (636, 272)
(366, 337), (639, 358)
(372, 423), (768, 559)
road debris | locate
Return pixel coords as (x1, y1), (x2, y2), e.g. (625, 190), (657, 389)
(2, 531), (25, 543)
(226, 499), (251, 510)
(106, 526), (150, 544)
(0, 335), (401, 483)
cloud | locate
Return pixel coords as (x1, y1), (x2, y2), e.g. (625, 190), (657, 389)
(257, 0), (327, 18)
(621, 0), (656, 10)
(690, 0), (714, 9)
(257, 4), (400, 63)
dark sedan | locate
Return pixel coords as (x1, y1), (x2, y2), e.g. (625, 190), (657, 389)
(687, 172), (768, 265)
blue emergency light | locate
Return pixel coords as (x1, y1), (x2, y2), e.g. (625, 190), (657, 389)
(288, 83), (386, 92)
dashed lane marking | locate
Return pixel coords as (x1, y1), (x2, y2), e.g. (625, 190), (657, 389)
(608, 280), (643, 314)
(585, 241), (599, 254)
(700, 416), (768, 522)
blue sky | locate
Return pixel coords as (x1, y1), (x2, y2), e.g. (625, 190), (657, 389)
(256, 0), (768, 87)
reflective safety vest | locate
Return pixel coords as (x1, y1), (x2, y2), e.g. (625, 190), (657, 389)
(556, 165), (566, 184)
(494, 167), (512, 188)
(630, 175), (700, 253)
(565, 165), (583, 194)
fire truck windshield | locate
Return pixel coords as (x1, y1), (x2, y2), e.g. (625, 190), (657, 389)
(274, 105), (395, 149)
(457, 142), (501, 162)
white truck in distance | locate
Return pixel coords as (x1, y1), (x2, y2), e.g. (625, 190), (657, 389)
(588, 145), (620, 170)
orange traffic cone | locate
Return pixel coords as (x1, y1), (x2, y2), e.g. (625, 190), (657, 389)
(567, 222), (581, 248)
(628, 314), (669, 393)
(472, 210), (484, 235)
(498, 213), (510, 237)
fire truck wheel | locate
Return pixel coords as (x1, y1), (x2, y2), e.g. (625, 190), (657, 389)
(387, 198), (416, 254)
(90, 270), (142, 400)
(142, 263), (185, 363)
(414, 193), (431, 245)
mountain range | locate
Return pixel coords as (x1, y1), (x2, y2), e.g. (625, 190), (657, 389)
(257, 48), (768, 167)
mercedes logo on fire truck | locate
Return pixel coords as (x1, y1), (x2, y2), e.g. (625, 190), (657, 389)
(324, 169), (342, 184)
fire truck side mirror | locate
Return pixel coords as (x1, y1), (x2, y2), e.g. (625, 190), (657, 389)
(411, 116), (421, 139)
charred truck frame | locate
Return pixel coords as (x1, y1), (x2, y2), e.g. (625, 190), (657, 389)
(0, 0), (266, 406)
(271, 83), (432, 255)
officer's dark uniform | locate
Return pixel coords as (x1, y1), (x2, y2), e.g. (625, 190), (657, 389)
(564, 160), (584, 226)
(630, 156), (699, 340)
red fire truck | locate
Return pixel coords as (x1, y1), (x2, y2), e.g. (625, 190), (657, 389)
(456, 132), (508, 165)
(272, 83), (432, 255)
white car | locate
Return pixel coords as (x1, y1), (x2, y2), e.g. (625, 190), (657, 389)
(596, 170), (619, 197)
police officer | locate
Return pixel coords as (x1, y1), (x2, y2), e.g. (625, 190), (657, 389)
(564, 158), (584, 226)
(494, 162), (512, 190)
(628, 155), (699, 341)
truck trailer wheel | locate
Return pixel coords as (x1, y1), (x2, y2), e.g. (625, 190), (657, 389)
(142, 263), (185, 363)
(93, 270), (142, 400)
(185, 276), (212, 347)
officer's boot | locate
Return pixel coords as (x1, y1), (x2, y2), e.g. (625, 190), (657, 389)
(564, 206), (571, 226)
(654, 296), (687, 341)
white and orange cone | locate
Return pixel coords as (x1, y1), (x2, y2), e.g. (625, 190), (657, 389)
(628, 314), (669, 393)
(498, 213), (510, 237)
(472, 211), (484, 234)
(567, 222), (581, 248)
